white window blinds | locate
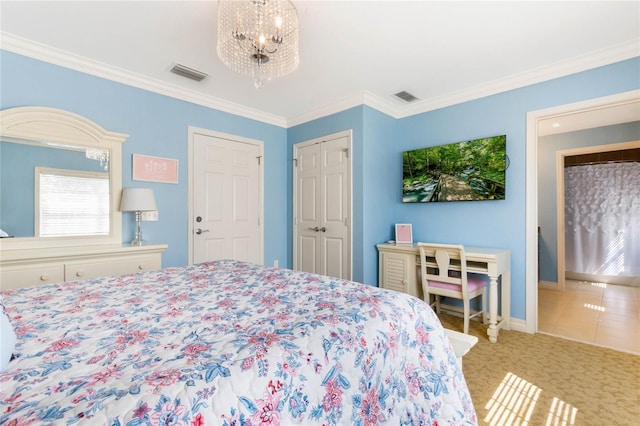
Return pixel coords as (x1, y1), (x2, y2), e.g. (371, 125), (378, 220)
(37, 168), (110, 237)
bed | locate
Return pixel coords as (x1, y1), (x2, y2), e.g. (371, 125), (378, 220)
(0, 260), (476, 425)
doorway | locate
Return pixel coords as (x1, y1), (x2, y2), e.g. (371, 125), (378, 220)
(525, 89), (640, 335)
(538, 142), (640, 354)
(293, 130), (352, 279)
(187, 126), (264, 265)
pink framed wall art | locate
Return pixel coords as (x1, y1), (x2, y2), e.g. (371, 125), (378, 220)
(132, 154), (179, 184)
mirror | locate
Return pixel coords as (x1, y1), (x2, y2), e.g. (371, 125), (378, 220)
(0, 107), (127, 250)
(1, 138), (111, 237)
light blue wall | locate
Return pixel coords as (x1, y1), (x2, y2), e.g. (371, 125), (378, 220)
(0, 50), (288, 268)
(538, 122), (640, 283)
(288, 58), (639, 321)
(395, 58), (639, 320)
(362, 107), (399, 285)
(287, 106), (398, 285)
(2, 48), (638, 321)
(287, 106), (367, 282)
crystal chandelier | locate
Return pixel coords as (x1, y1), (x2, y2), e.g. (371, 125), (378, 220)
(85, 148), (109, 170)
(217, 0), (299, 88)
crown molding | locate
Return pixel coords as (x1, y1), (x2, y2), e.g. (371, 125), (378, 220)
(0, 32), (288, 128)
(287, 92), (363, 128)
(286, 91), (403, 127)
(362, 92), (403, 119)
(395, 38), (640, 119)
(2, 31), (638, 129)
(287, 39), (640, 124)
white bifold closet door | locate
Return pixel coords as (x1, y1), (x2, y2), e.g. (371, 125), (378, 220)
(293, 132), (351, 279)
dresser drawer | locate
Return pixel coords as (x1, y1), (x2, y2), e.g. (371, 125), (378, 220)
(64, 254), (161, 281)
(0, 264), (65, 290)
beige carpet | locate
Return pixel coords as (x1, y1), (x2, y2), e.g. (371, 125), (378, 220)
(438, 314), (640, 425)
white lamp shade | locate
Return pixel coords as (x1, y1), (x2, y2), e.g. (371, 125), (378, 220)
(120, 188), (157, 212)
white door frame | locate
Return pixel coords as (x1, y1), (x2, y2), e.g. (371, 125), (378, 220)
(525, 89), (639, 334)
(292, 130), (353, 279)
(187, 126), (264, 265)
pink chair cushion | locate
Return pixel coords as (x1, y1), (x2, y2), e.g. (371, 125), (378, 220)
(427, 276), (486, 292)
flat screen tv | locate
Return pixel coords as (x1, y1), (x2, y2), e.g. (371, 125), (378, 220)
(403, 135), (507, 203)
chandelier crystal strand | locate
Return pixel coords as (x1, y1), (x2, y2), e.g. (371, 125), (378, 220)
(85, 148), (110, 170)
(217, 0), (299, 87)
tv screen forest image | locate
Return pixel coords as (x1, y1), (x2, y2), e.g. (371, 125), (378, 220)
(403, 135), (507, 203)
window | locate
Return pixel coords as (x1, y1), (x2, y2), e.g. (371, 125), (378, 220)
(36, 167), (110, 237)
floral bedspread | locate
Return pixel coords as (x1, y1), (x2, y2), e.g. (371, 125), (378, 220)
(0, 260), (476, 425)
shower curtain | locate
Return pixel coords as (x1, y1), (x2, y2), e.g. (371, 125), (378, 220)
(565, 162), (640, 281)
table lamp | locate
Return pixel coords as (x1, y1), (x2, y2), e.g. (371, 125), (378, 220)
(120, 188), (157, 246)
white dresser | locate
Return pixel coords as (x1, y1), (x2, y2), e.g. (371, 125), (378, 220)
(0, 244), (167, 290)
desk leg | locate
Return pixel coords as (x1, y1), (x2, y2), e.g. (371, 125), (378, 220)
(487, 274), (499, 343)
(502, 269), (511, 331)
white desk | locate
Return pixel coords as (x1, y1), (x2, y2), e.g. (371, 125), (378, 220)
(377, 243), (510, 343)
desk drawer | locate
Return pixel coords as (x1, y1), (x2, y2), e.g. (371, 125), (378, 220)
(65, 255), (161, 281)
(0, 264), (65, 290)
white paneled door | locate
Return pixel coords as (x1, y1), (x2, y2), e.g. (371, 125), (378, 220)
(293, 131), (351, 279)
(190, 129), (263, 265)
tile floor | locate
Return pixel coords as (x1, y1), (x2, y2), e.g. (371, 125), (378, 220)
(538, 279), (640, 355)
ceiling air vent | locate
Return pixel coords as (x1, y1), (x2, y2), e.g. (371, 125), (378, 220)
(170, 64), (208, 82)
(393, 91), (419, 103)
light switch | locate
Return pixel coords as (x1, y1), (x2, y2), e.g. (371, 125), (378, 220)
(141, 211), (158, 221)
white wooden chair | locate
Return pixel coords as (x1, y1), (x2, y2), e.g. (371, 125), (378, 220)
(418, 242), (486, 334)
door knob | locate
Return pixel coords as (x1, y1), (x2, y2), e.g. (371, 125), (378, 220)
(195, 228), (210, 235)
(308, 226), (319, 232)
(319, 227), (327, 232)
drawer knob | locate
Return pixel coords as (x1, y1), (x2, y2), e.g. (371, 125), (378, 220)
(138, 264), (145, 270)
(40, 274), (49, 281)
(76, 271), (84, 277)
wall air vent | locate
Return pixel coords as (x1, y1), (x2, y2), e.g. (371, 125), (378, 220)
(393, 91), (419, 103)
(170, 64), (208, 82)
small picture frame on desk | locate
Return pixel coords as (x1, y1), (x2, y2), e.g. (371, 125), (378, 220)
(395, 224), (413, 245)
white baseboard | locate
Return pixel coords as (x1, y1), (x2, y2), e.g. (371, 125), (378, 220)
(566, 272), (640, 287)
(538, 280), (559, 289)
(509, 317), (527, 333)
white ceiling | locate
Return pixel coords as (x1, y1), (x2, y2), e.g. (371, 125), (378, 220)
(1, 1), (639, 127)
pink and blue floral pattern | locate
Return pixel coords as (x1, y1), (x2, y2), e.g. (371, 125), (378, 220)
(0, 260), (476, 425)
